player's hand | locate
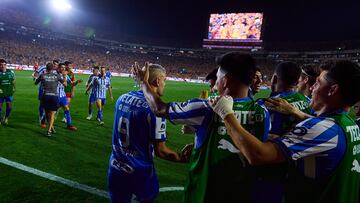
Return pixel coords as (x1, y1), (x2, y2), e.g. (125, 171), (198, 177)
(0, 89), (2, 94)
(132, 61), (149, 84)
(181, 125), (196, 134)
(180, 143), (194, 163)
(264, 98), (295, 115)
(209, 96), (234, 119)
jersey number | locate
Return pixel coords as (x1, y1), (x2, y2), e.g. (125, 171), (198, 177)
(117, 117), (130, 147)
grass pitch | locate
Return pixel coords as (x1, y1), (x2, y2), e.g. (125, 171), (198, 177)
(0, 70), (272, 202)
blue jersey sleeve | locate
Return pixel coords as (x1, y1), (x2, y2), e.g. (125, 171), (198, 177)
(166, 98), (212, 127)
(273, 117), (344, 160)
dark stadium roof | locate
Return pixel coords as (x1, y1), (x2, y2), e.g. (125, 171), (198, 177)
(4, 0), (360, 48)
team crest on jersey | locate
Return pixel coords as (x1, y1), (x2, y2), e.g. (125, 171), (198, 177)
(291, 126), (308, 136)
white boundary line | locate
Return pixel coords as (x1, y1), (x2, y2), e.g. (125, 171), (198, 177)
(0, 156), (184, 199)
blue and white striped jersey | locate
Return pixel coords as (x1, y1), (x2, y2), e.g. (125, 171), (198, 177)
(57, 75), (71, 98)
(167, 97), (271, 149)
(110, 90), (166, 172)
(273, 116), (347, 179)
(90, 76), (110, 99)
(36, 65), (47, 76)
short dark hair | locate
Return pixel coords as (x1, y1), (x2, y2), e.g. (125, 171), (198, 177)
(46, 63), (53, 71)
(216, 52), (256, 85)
(205, 68), (217, 81)
(326, 60), (360, 106)
(301, 64), (320, 86)
(275, 62), (301, 87)
(64, 61), (72, 66)
(0, 59), (6, 64)
(58, 63), (65, 67)
(319, 61), (334, 72)
(93, 66), (100, 70)
(52, 59), (59, 64)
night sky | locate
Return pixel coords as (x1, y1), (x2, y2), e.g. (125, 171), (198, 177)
(10, 0), (360, 48)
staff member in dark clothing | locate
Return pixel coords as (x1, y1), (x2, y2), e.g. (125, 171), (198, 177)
(35, 63), (67, 136)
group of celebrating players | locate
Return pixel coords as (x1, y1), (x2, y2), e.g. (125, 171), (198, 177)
(0, 58), (114, 136)
(108, 52), (360, 203)
(1, 52), (360, 203)
(33, 60), (114, 136)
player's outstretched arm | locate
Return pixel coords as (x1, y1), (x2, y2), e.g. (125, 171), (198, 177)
(265, 98), (312, 121)
(133, 61), (169, 118)
(153, 141), (191, 163)
(210, 96), (286, 165)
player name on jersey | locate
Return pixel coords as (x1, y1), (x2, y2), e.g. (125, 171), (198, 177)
(347, 125), (360, 156)
(290, 100), (309, 111)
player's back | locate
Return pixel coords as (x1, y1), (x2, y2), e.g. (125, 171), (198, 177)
(111, 90), (164, 172)
(269, 91), (312, 135)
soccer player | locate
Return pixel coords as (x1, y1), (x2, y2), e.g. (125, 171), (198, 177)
(85, 66), (113, 125)
(35, 63), (67, 136)
(248, 67), (262, 98)
(64, 61), (82, 105)
(57, 63), (77, 131)
(0, 59), (16, 125)
(209, 60), (360, 203)
(133, 52), (271, 203)
(296, 64), (320, 97)
(34, 60), (59, 128)
(108, 63), (191, 203)
(268, 62), (312, 135)
(106, 67), (112, 83)
(62, 61), (82, 123)
(85, 66), (100, 120)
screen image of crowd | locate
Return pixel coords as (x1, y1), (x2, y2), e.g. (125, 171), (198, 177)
(208, 13), (263, 40)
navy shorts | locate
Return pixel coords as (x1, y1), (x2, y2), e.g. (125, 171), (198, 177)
(89, 93), (96, 104)
(108, 159), (159, 203)
(42, 95), (59, 111)
(0, 96), (13, 103)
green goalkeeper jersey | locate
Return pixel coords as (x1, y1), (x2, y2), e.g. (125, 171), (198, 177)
(0, 70), (15, 97)
(166, 97), (271, 203)
(269, 91), (312, 135)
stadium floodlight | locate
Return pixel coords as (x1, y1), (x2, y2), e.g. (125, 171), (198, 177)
(51, 0), (72, 11)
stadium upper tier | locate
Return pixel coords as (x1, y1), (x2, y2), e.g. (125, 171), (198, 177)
(1, 17), (360, 79)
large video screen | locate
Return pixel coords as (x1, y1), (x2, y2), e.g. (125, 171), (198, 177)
(208, 13), (263, 40)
